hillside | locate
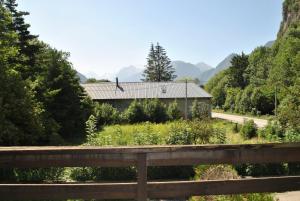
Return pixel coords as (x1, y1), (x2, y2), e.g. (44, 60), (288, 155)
(205, 0), (300, 136)
(199, 53), (236, 84)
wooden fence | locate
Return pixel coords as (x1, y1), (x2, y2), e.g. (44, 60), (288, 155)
(0, 143), (300, 200)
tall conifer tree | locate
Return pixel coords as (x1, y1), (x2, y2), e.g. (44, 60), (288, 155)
(142, 43), (176, 81)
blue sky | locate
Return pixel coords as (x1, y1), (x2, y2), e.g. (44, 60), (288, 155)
(18, 0), (283, 78)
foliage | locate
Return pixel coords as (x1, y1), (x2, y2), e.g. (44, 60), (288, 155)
(34, 44), (92, 140)
(284, 128), (300, 142)
(142, 43), (176, 81)
(191, 100), (210, 119)
(94, 103), (120, 126)
(205, 7), (300, 138)
(123, 100), (147, 123)
(240, 120), (257, 139)
(166, 120), (215, 145)
(167, 100), (182, 120)
(85, 115), (98, 140)
(192, 165), (274, 201)
(0, 5), (44, 145)
(0, 2), (93, 145)
(123, 99), (168, 124)
(258, 120), (283, 141)
(142, 99), (168, 123)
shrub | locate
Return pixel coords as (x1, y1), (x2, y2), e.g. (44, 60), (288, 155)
(94, 103), (120, 126)
(258, 120), (284, 141)
(211, 128), (227, 144)
(191, 100), (210, 120)
(284, 128), (300, 142)
(123, 100), (147, 123)
(166, 121), (192, 145)
(240, 119), (257, 139)
(166, 120), (213, 145)
(133, 123), (163, 145)
(167, 100), (182, 120)
(143, 99), (168, 123)
(85, 115), (98, 136)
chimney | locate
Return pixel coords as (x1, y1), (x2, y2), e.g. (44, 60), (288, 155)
(116, 77), (119, 88)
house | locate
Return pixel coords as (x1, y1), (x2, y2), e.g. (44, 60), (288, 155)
(82, 81), (212, 117)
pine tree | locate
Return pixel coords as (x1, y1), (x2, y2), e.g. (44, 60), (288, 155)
(34, 44), (92, 139)
(0, 5), (44, 145)
(142, 43), (176, 81)
(4, 0), (40, 80)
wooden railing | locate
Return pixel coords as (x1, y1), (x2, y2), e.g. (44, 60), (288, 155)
(0, 143), (300, 200)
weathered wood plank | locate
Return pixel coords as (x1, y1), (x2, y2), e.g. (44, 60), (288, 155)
(148, 176), (300, 198)
(0, 183), (136, 200)
(137, 153), (147, 201)
(1, 176), (299, 200)
(0, 143), (299, 167)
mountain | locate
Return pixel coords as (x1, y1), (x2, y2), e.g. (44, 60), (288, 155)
(115, 61), (213, 82)
(171, 61), (213, 79)
(199, 53), (236, 84)
(195, 62), (214, 72)
(115, 66), (143, 82)
(76, 72), (87, 83)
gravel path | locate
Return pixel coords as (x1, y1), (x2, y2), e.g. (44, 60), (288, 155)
(212, 112), (268, 128)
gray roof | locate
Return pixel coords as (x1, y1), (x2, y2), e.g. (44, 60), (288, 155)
(82, 82), (212, 100)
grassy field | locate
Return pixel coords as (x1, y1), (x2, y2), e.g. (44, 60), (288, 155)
(86, 119), (267, 146)
(81, 119), (275, 201)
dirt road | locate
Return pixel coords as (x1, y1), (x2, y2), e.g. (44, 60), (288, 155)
(212, 112), (268, 128)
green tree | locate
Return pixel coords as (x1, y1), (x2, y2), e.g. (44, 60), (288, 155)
(191, 100), (210, 119)
(227, 52), (249, 88)
(34, 44), (92, 139)
(3, 0), (41, 79)
(167, 100), (182, 120)
(142, 43), (176, 81)
(0, 5), (44, 145)
(143, 99), (168, 123)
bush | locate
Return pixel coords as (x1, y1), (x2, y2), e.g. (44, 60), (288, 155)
(191, 100), (210, 120)
(85, 115), (98, 137)
(284, 128), (300, 142)
(258, 120), (284, 141)
(133, 122), (163, 145)
(240, 119), (257, 139)
(94, 103), (120, 126)
(166, 120), (213, 145)
(123, 100), (147, 123)
(143, 99), (168, 123)
(167, 100), (182, 120)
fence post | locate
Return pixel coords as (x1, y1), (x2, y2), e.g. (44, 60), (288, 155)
(137, 153), (147, 201)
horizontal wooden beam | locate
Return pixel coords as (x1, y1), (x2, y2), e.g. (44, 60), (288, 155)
(0, 182), (137, 200)
(1, 176), (300, 200)
(0, 143), (300, 167)
(148, 176), (300, 198)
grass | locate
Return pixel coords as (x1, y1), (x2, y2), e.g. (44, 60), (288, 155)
(86, 119), (268, 146)
(211, 119), (268, 144)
